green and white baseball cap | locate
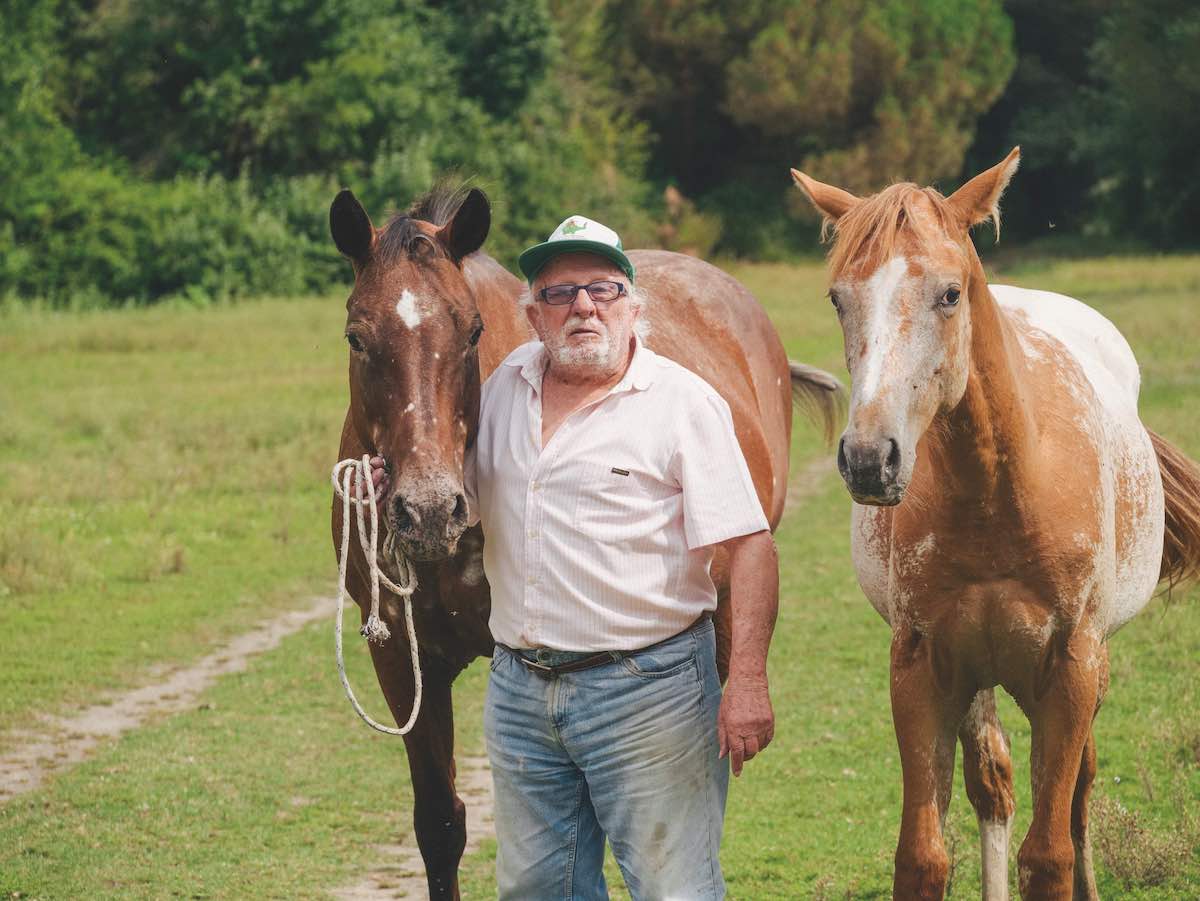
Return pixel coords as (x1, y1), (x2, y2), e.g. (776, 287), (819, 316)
(518, 215), (636, 282)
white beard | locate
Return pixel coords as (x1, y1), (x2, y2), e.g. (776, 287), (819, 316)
(542, 315), (626, 379)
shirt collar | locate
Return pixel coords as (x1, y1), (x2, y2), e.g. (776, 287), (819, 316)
(511, 333), (656, 395)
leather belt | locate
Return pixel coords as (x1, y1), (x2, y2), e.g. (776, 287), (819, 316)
(498, 613), (711, 679)
(508, 649), (616, 678)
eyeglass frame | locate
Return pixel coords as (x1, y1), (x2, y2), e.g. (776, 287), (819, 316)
(536, 280), (628, 306)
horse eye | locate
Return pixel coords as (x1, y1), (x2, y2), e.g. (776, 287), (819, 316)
(468, 324), (484, 347)
(828, 291), (840, 311)
(940, 287), (961, 308)
(346, 332), (365, 352)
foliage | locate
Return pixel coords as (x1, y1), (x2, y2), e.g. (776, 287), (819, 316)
(598, 0), (1015, 253)
(961, 0), (1109, 240)
(1084, 0), (1200, 245)
(1, 0), (652, 305)
(3, 0), (1198, 305)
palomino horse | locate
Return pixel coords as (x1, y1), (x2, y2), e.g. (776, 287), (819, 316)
(328, 183), (841, 899)
(791, 148), (1200, 900)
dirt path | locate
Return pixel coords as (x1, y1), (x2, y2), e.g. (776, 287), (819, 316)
(0, 596), (331, 803)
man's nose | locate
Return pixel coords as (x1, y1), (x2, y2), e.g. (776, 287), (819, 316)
(570, 288), (597, 315)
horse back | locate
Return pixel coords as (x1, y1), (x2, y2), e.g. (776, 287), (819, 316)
(630, 250), (794, 527)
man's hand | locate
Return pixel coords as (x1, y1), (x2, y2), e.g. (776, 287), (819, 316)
(356, 455), (389, 502)
(718, 676), (774, 777)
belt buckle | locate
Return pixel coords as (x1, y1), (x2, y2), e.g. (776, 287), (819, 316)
(520, 655), (557, 678)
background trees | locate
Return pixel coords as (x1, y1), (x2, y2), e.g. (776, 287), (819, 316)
(1, 0), (1195, 305)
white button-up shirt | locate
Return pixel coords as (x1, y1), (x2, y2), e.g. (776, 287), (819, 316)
(467, 337), (769, 651)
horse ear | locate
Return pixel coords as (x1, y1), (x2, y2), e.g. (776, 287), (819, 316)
(330, 189), (375, 265)
(437, 188), (490, 262)
(790, 169), (860, 224)
(947, 147), (1021, 240)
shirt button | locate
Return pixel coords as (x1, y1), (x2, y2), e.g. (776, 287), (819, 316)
(528, 529), (538, 538)
(527, 576), (536, 585)
(531, 481), (541, 491)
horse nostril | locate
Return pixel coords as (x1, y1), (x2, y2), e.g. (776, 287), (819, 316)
(392, 498), (414, 533)
(884, 438), (901, 475)
(837, 436), (849, 474)
(451, 493), (467, 523)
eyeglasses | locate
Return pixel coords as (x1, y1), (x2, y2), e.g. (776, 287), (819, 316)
(538, 280), (627, 306)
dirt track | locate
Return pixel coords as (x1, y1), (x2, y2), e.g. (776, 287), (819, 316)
(0, 597), (330, 803)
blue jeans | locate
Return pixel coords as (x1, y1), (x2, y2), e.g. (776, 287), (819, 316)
(484, 618), (728, 901)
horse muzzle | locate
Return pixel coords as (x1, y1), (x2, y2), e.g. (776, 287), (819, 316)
(385, 476), (470, 562)
(838, 433), (905, 506)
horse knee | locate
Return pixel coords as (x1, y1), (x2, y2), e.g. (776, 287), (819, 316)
(963, 743), (1015, 823)
(895, 844), (949, 900)
(1018, 841), (1075, 900)
(414, 794), (468, 868)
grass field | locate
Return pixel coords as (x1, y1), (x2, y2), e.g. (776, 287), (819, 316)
(2, 254), (1198, 898)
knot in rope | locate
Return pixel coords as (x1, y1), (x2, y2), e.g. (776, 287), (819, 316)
(331, 455), (423, 735)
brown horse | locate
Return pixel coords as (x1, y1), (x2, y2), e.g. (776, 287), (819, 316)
(328, 183), (841, 898)
(791, 149), (1200, 900)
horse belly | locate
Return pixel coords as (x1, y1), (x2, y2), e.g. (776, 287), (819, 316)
(851, 503), (892, 624)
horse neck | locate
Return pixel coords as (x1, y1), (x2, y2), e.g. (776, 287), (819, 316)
(927, 251), (1039, 502)
(464, 253), (529, 378)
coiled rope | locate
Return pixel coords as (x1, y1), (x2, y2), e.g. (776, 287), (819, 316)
(331, 456), (422, 735)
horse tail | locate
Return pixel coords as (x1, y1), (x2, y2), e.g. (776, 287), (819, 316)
(788, 361), (845, 445)
(1149, 428), (1200, 592)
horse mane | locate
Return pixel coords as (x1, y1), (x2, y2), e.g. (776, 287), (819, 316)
(826, 183), (962, 279)
(376, 180), (475, 263)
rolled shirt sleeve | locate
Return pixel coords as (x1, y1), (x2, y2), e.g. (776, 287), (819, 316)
(671, 392), (770, 549)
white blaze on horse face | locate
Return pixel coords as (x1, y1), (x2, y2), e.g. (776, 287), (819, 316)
(855, 256), (910, 404)
(395, 289), (424, 329)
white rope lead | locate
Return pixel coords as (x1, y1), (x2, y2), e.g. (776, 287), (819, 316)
(331, 456), (422, 735)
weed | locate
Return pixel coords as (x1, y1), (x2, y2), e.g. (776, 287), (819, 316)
(1092, 795), (1194, 888)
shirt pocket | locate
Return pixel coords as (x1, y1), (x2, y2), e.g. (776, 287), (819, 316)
(572, 461), (676, 544)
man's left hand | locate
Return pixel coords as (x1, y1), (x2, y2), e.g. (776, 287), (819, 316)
(717, 676), (774, 777)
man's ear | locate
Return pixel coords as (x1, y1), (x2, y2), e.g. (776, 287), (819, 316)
(946, 147), (1020, 240)
(329, 189), (375, 266)
(437, 188), (490, 262)
(790, 169), (860, 224)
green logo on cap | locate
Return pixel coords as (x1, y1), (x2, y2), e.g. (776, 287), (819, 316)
(561, 219), (586, 235)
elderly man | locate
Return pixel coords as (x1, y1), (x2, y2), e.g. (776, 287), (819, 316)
(366, 215), (776, 897)
(465, 215), (779, 900)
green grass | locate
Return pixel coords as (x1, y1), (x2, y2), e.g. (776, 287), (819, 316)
(2, 255), (1199, 897)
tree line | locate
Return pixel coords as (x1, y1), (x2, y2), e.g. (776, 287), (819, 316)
(2, 0), (1196, 306)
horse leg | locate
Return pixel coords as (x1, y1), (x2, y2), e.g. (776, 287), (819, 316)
(890, 628), (968, 900)
(1069, 727), (1099, 901)
(960, 688), (1015, 901)
(1017, 634), (1102, 901)
(369, 639), (466, 900)
(1071, 647), (1107, 901)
